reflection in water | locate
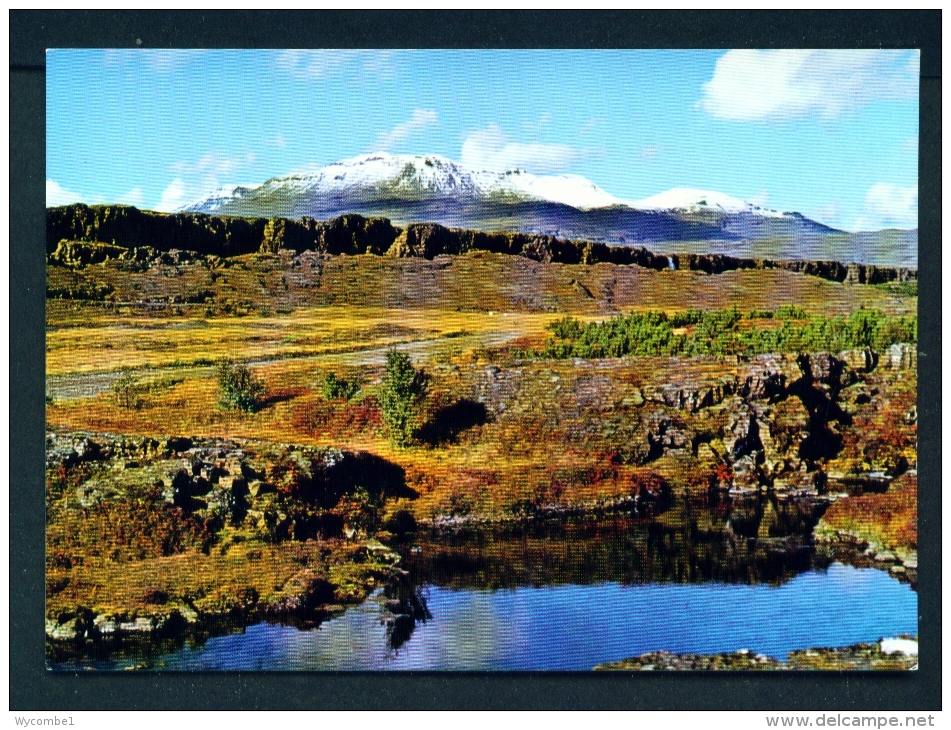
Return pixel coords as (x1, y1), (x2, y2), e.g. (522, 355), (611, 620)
(381, 569), (432, 651)
(53, 564), (917, 671)
(407, 493), (827, 593)
(50, 495), (916, 671)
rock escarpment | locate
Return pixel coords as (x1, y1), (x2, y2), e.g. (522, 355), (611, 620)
(47, 204), (917, 284)
(628, 348), (914, 499)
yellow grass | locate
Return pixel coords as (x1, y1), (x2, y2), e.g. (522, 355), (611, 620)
(46, 305), (572, 376)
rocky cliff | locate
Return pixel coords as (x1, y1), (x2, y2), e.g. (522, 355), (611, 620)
(47, 204), (917, 284)
(46, 204), (268, 258)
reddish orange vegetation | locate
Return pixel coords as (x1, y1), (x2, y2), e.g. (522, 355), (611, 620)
(820, 472), (917, 551)
(835, 373), (917, 474)
(289, 394), (383, 439)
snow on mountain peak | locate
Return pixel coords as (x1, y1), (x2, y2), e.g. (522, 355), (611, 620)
(631, 188), (788, 218)
(177, 183), (260, 213)
(241, 152), (625, 211)
(504, 171), (627, 209)
(181, 154), (790, 220)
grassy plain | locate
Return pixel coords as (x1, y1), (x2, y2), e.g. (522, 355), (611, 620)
(45, 250), (918, 663)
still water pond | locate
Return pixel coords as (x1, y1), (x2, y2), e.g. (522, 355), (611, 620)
(64, 562), (916, 671)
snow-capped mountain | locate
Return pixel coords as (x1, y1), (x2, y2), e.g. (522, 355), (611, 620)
(181, 153), (629, 214)
(178, 152), (907, 263)
(631, 188), (788, 218)
(184, 184), (259, 214)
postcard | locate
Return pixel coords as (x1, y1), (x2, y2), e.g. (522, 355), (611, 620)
(45, 49), (918, 670)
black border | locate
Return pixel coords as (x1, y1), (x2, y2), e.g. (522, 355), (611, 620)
(10, 10), (941, 711)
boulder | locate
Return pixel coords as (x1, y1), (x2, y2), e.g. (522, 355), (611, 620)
(118, 617), (155, 634)
(625, 389), (645, 407)
(641, 411), (692, 455)
(93, 614), (119, 637)
(838, 348), (877, 373)
(72, 436), (105, 462)
(754, 416), (784, 476)
(48, 619), (81, 641)
(741, 355), (798, 400)
(883, 343), (917, 370)
(204, 484), (248, 524)
(75, 483), (111, 508)
(763, 396), (811, 460)
(247, 479), (273, 498)
(47, 609), (94, 641)
(838, 383), (877, 407)
(900, 551), (918, 570)
(386, 223), (460, 259)
(696, 442), (719, 463)
(166, 468), (212, 509)
(48, 239), (128, 267)
(648, 381), (732, 413)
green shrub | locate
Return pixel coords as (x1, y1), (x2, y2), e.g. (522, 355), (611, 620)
(774, 304), (809, 320)
(379, 350), (427, 447)
(216, 360), (265, 412)
(530, 307), (917, 361)
(321, 371), (360, 401)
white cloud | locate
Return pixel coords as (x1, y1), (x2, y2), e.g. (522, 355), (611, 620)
(46, 179), (86, 207)
(48, 179), (146, 208)
(852, 183), (918, 231)
(748, 189), (770, 208)
(169, 151), (251, 180)
(902, 136), (919, 153)
(156, 178), (190, 213)
(159, 151), (258, 211)
(460, 124), (581, 174)
(277, 50), (396, 81)
(116, 186), (145, 207)
(640, 146), (662, 161)
(273, 133), (287, 148)
(372, 109), (438, 152)
(699, 49), (919, 121)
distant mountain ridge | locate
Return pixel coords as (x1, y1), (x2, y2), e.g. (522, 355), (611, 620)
(182, 152), (834, 239)
(155, 152), (911, 268)
(183, 153), (631, 213)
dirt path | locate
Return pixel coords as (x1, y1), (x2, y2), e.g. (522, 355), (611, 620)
(46, 329), (525, 401)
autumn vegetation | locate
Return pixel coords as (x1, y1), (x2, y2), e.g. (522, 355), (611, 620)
(45, 243), (919, 661)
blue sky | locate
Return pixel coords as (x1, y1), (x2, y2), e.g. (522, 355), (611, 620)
(47, 49), (919, 231)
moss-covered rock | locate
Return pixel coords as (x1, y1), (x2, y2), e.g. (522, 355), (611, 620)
(48, 239), (128, 267)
